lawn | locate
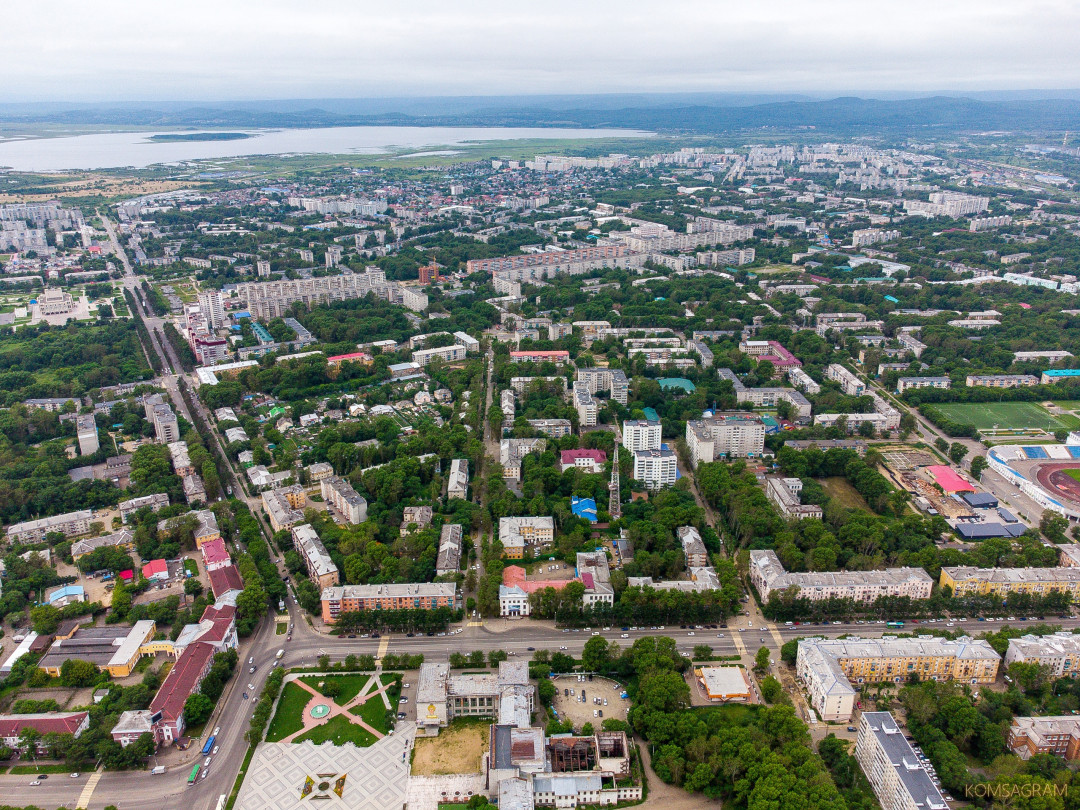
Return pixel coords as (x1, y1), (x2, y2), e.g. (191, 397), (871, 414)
(265, 681), (310, 742)
(294, 714), (377, 747)
(1067, 470), (1080, 484)
(819, 477), (871, 511)
(349, 693), (392, 734)
(299, 674), (372, 706)
(276, 623), (287, 635)
(932, 401), (1080, 432)
(10, 764), (71, 774)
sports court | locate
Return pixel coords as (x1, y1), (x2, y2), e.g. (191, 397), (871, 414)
(932, 401), (1079, 432)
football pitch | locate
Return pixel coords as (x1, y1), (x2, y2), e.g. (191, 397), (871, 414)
(931, 401), (1080, 432)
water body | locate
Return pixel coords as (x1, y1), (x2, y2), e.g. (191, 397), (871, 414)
(0, 126), (652, 172)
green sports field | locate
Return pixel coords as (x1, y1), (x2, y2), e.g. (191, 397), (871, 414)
(931, 401), (1080, 432)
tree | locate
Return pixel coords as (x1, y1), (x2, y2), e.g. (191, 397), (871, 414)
(1041, 512), (1069, 545)
(59, 658), (98, 688)
(110, 580), (132, 618)
(537, 679), (556, 706)
(581, 636), (616, 673)
(754, 646), (771, 673)
(30, 604), (61, 635)
(183, 692), (214, 727)
(760, 675), (783, 703)
(934, 437), (949, 453)
(949, 442), (968, 465)
(969, 455), (988, 480)
(184, 577), (203, 597)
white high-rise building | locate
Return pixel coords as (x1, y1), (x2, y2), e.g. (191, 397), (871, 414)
(633, 448), (677, 491)
(197, 289), (225, 331)
(622, 420), (661, 452)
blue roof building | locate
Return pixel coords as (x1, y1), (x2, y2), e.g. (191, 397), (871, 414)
(571, 497), (598, 523)
(47, 585), (86, 605)
(658, 378), (696, 393)
(1041, 369), (1080, 384)
(643, 407), (660, 422)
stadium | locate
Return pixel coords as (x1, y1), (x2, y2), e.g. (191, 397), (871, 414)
(987, 442), (1080, 520)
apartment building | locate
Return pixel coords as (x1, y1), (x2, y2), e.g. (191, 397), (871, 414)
(678, 526), (709, 568)
(321, 583), (459, 623)
(118, 493), (169, 523)
(320, 476), (367, 524)
(527, 419), (572, 438)
(510, 350), (571, 365)
(685, 413), (766, 467)
(511, 376), (567, 396)
(738, 340), (802, 368)
(401, 506), (434, 536)
(750, 550), (932, 604)
(632, 447), (677, 491)
(75, 414), (99, 456)
(235, 268), (387, 319)
(737, 387), (812, 421)
(501, 389), (516, 425)
(572, 382), (598, 427)
(896, 377), (951, 393)
(765, 477), (825, 520)
(447, 459), (469, 501)
(1004, 633), (1080, 678)
(787, 366), (822, 394)
(965, 374), (1039, 388)
(856, 712), (949, 810)
(904, 191), (989, 218)
(467, 245), (640, 283)
(412, 344), (467, 366)
(622, 420), (661, 452)
(1008, 716), (1080, 761)
(814, 411), (894, 433)
(500, 438), (546, 481)
(574, 368), (629, 405)
(6, 509), (93, 543)
(797, 636), (999, 721)
(499, 517), (555, 559)
(197, 289), (224, 330)
(939, 566), (1080, 599)
(291, 524), (340, 590)
(150, 402), (179, 444)
(436, 524), (464, 577)
(826, 363), (866, 396)
(897, 332), (927, 358)
(71, 528), (136, 561)
(262, 485), (306, 532)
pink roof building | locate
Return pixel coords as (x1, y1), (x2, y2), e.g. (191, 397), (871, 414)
(927, 465), (975, 494)
(201, 538), (231, 572)
(119, 569), (134, 581)
(142, 559), (168, 581)
(560, 449), (608, 472)
(502, 565), (578, 595)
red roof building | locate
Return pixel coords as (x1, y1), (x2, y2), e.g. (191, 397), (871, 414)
(560, 449), (607, 472)
(326, 352), (373, 368)
(200, 537), (231, 572)
(149, 642), (216, 743)
(0, 712), (89, 753)
(119, 569), (134, 581)
(208, 564), (244, 599)
(142, 559), (168, 581)
(502, 565), (578, 595)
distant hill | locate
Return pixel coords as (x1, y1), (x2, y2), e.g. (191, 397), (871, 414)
(3, 94), (1080, 134)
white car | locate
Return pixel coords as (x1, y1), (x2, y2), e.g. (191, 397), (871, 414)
(400, 697), (409, 704)
(402, 683), (411, 689)
(212, 746), (219, 755)
(620, 634), (629, 639)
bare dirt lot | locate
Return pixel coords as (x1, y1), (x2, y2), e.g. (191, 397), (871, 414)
(550, 675), (628, 731)
(411, 721), (488, 776)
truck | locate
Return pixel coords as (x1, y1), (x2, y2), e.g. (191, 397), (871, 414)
(151, 766), (166, 775)
(276, 649), (284, 659)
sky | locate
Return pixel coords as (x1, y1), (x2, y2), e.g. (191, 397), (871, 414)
(4, 0), (1079, 102)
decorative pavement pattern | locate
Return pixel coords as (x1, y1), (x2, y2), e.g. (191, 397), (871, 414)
(279, 673), (395, 744)
(236, 726), (415, 810)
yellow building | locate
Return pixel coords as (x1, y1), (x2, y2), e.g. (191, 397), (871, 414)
(940, 566), (1080, 599)
(39, 620), (157, 678)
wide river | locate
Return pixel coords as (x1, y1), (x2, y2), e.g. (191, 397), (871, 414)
(0, 126), (652, 172)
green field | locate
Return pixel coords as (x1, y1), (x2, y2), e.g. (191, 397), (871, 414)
(265, 681), (309, 742)
(1067, 470), (1080, 484)
(932, 401), (1080, 432)
(294, 714), (377, 747)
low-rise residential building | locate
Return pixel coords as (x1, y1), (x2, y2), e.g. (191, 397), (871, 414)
(500, 438), (547, 481)
(291, 523), (340, 590)
(632, 447), (677, 490)
(940, 566), (1080, 599)
(6, 509), (93, 543)
(797, 636), (1000, 721)
(575, 551), (614, 607)
(320, 476), (367, 524)
(826, 363), (866, 396)
(736, 386), (813, 421)
(118, 493), (169, 522)
(1008, 715), (1080, 761)
(1004, 632), (1080, 678)
(765, 477), (824, 520)
(787, 366), (821, 394)
(685, 412), (766, 466)
(76, 414), (99, 456)
(499, 516), (555, 559)
(965, 374), (1039, 388)
(436, 524), (464, 577)
(401, 505), (433, 535)
(510, 350), (571, 365)
(306, 462), (334, 482)
(262, 485), (306, 532)
(527, 419), (572, 438)
(447, 458), (469, 500)
(70, 528), (136, 560)
(750, 550), (933, 604)
(678, 526), (709, 568)
(896, 376), (951, 393)
(856, 711), (949, 810)
(321, 582), (458, 623)
(413, 344), (467, 366)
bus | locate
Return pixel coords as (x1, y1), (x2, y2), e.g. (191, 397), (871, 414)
(201, 735), (216, 756)
(187, 764), (201, 786)
(885, 621), (905, 629)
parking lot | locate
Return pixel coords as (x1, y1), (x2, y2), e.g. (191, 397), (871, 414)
(550, 675), (628, 731)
